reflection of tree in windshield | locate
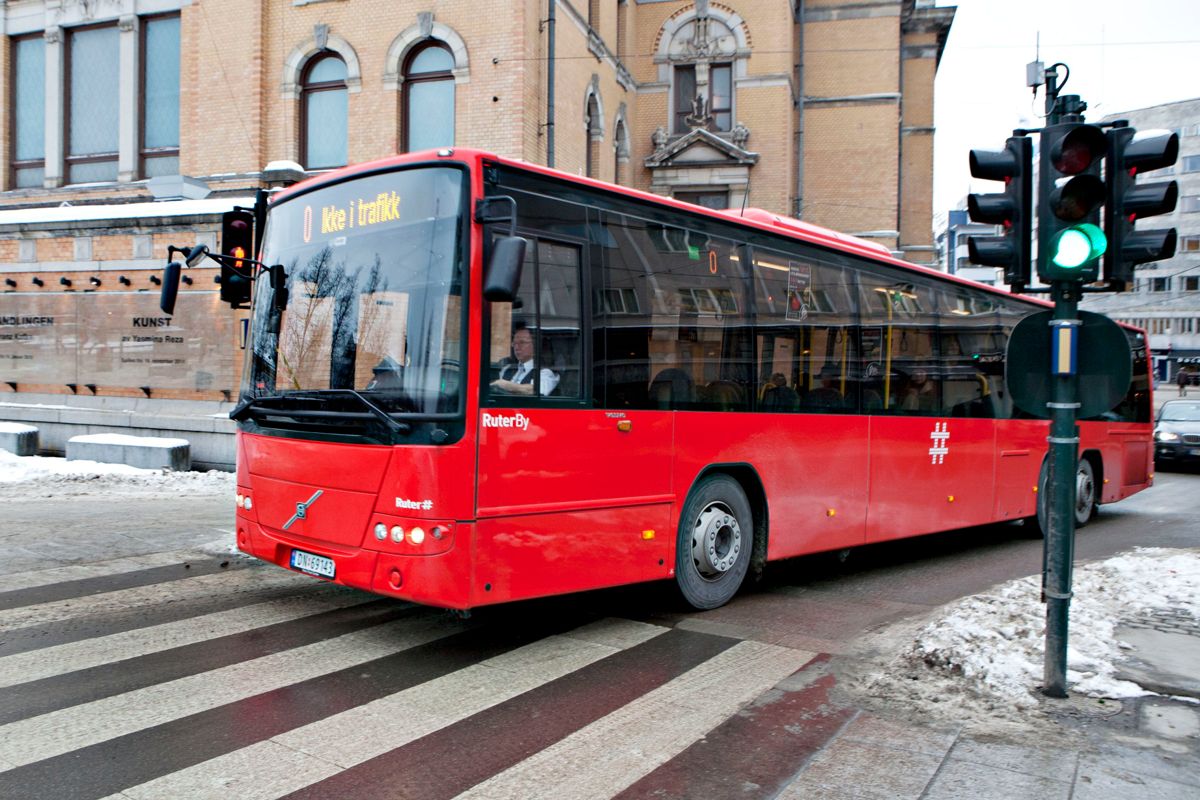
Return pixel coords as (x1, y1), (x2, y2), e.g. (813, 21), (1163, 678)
(277, 248), (402, 392)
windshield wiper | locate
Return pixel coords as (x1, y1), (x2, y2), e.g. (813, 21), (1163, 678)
(230, 393), (285, 421)
(288, 389), (412, 434)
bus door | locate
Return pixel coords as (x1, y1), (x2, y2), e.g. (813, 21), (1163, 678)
(862, 280), (997, 540)
(476, 225), (673, 604)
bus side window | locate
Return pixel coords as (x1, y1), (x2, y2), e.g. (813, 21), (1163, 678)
(487, 236), (583, 401)
(859, 275), (938, 415)
(752, 248), (858, 414)
(597, 213), (749, 411)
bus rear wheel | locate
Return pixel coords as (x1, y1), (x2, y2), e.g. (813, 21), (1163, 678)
(675, 474), (752, 610)
(1036, 458), (1098, 536)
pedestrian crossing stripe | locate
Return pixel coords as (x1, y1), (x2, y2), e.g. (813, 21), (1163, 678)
(0, 553), (846, 800)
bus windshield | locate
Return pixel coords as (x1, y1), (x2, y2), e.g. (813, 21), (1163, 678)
(241, 166), (467, 418)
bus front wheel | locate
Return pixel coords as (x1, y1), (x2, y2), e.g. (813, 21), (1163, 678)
(675, 474), (752, 610)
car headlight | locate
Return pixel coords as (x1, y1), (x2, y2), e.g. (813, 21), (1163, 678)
(1155, 431), (1180, 442)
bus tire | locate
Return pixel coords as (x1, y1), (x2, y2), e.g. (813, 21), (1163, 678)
(676, 474), (753, 610)
(1074, 457), (1097, 526)
(1035, 458), (1097, 537)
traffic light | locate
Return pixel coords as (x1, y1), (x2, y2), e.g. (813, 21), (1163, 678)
(220, 209), (254, 307)
(966, 136), (1033, 290)
(1038, 123), (1108, 283)
(1103, 126), (1179, 290)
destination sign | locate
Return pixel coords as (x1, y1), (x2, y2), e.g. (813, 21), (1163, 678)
(303, 190), (405, 243)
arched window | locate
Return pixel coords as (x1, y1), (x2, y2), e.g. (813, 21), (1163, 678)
(402, 42), (455, 152)
(301, 53), (348, 170)
(613, 116), (629, 185)
(585, 93), (601, 179)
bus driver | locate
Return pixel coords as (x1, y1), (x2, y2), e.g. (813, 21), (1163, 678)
(491, 327), (559, 397)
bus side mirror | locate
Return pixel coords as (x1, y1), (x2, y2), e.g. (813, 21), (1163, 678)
(269, 264), (289, 312)
(159, 261), (182, 316)
(484, 236), (526, 303)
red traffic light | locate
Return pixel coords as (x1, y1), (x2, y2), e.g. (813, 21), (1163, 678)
(1050, 125), (1106, 174)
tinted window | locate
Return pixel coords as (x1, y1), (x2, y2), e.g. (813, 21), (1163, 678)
(597, 212), (750, 410)
(752, 246), (859, 413)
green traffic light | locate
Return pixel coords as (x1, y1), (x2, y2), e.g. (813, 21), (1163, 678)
(1050, 223), (1107, 269)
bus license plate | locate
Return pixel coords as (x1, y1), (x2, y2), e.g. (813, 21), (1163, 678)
(290, 549), (335, 579)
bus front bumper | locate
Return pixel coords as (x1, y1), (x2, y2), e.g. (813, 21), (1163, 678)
(236, 520), (477, 610)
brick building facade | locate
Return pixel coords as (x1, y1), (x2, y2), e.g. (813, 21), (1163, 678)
(0, 0), (953, 414)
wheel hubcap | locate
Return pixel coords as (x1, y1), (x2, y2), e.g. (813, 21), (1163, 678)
(691, 502), (742, 580)
(1076, 468), (1094, 516)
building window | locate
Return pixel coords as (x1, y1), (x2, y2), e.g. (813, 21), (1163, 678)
(613, 116), (629, 185)
(67, 24), (120, 184)
(675, 190), (729, 210)
(1151, 277), (1172, 292)
(1180, 236), (1200, 252)
(1182, 195), (1200, 213)
(10, 34), (45, 189)
(710, 64), (732, 131)
(1183, 155), (1200, 173)
(672, 63), (733, 134)
(301, 53), (348, 169)
(673, 65), (697, 134)
(402, 42), (454, 152)
(585, 92), (601, 179)
(1184, 276), (1199, 292)
(141, 15), (180, 178)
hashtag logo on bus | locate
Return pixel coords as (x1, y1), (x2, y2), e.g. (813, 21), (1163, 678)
(928, 422), (950, 465)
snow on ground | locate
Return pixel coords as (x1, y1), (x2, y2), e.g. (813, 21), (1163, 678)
(0, 449), (233, 498)
(860, 547), (1200, 719)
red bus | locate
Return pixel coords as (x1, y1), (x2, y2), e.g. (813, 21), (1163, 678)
(185, 148), (1152, 611)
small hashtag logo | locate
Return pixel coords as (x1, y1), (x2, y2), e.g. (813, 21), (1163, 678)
(929, 422), (950, 465)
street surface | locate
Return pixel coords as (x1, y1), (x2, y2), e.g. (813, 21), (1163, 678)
(0, 468), (1196, 799)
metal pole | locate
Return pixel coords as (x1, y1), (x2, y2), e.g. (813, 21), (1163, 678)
(1043, 281), (1080, 698)
(546, 0), (556, 168)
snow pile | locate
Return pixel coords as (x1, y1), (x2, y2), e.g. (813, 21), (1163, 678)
(868, 548), (1200, 713)
(0, 449), (233, 497)
(68, 433), (190, 447)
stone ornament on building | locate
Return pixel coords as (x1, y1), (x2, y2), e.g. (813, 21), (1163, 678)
(662, 7), (744, 65)
(731, 122), (749, 149)
(684, 93), (712, 131)
(644, 127), (758, 169)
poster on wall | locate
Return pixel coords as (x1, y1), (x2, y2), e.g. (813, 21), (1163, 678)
(0, 291), (236, 393)
(0, 295), (79, 385)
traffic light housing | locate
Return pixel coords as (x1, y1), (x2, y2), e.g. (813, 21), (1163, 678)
(1103, 126), (1178, 291)
(966, 136), (1033, 290)
(220, 209), (254, 307)
(1038, 123), (1108, 283)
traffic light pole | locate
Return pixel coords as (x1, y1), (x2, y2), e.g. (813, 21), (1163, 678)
(972, 62), (1178, 699)
(1042, 74), (1081, 699)
(1043, 282), (1081, 698)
